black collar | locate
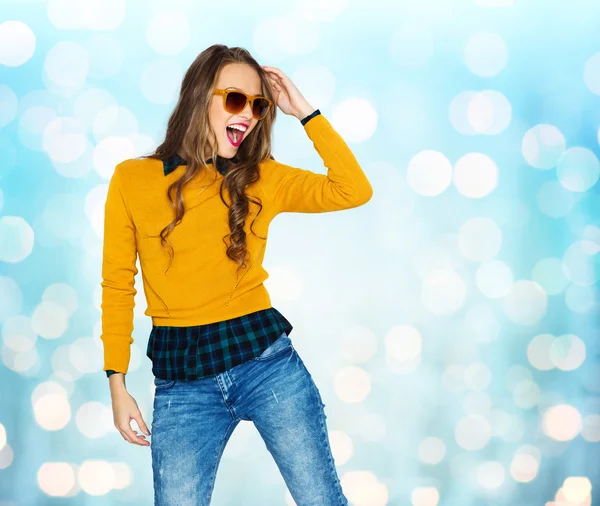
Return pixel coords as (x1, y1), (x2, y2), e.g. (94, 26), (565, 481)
(163, 154), (230, 177)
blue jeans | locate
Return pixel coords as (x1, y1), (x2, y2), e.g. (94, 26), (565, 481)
(150, 332), (349, 506)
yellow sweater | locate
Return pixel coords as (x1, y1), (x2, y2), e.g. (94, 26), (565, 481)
(100, 112), (373, 373)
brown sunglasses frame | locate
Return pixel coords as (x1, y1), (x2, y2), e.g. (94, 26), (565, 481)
(213, 89), (273, 120)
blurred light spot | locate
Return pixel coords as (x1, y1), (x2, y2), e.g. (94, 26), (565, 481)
(557, 147), (600, 192)
(421, 269), (467, 315)
(0, 443), (14, 469)
(453, 153), (498, 198)
(581, 414), (600, 442)
(334, 366), (371, 403)
(93, 105), (138, 142)
(562, 476), (592, 504)
(31, 301), (70, 339)
(93, 137), (137, 180)
(78, 460), (116, 495)
(0, 216), (34, 263)
(562, 241), (599, 286)
(407, 150), (452, 196)
(527, 333), (555, 371)
(443, 364), (467, 393)
(502, 280), (547, 325)
(47, 0), (126, 30)
(512, 379), (541, 408)
(342, 470), (389, 506)
(265, 265), (304, 301)
(332, 98), (377, 143)
(477, 461), (505, 489)
(565, 284), (596, 313)
(583, 52), (600, 95)
(18, 105), (58, 152)
(43, 117), (88, 163)
(466, 91), (511, 134)
(110, 462), (132, 489)
(291, 63), (336, 112)
(0, 85), (18, 127)
(550, 334), (585, 371)
(458, 217), (502, 262)
(2, 315), (36, 352)
(341, 326), (377, 364)
(531, 257), (570, 294)
(70, 337), (103, 374)
(85, 34), (124, 80)
(463, 303), (501, 343)
(385, 325), (422, 367)
(476, 260), (513, 298)
(253, 17), (319, 62)
(463, 392), (493, 415)
(329, 430), (353, 465)
(32, 382), (71, 430)
(44, 41), (90, 90)
(292, 0), (348, 22)
(0, 424), (6, 450)
(140, 59), (184, 105)
(42, 283), (78, 316)
(0, 21), (35, 66)
(37, 462), (76, 497)
(464, 362), (492, 391)
(357, 412), (387, 442)
(455, 414), (491, 451)
(542, 404), (582, 441)
(522, 124), (566, 169)
(390, 24), (435, 69)
(510, 446), (540, 483)
(146, 11), (190, 55)
(76, 401), (113, 438)
(464, 31), (508, 77)
(418, 437), (446, 465)
(411, 487), (440, 506)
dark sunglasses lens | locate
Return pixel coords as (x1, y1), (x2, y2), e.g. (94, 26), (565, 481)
(253, 98), (269, 119)
(225, 92), (247, 113)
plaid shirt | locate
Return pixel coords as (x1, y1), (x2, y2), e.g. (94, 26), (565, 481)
(105, 109), (321, 379)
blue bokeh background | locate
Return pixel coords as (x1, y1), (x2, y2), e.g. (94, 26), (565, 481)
(1, 0), (599, 505)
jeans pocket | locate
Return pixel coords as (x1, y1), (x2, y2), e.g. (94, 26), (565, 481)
(154, 377), (176, 389)
(253, 332), (293, 361)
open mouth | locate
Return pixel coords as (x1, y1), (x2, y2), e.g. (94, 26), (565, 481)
(226, 125), (246, 147)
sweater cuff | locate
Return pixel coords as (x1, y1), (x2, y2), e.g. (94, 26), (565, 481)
(300, 109), (321, 126)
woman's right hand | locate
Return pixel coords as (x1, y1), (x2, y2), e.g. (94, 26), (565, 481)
(109, 374), (151, 446)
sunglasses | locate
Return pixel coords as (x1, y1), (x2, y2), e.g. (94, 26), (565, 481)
(213, 89), (273, 120)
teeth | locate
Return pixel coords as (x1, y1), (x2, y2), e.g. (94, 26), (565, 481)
(228, 124), (247, 132)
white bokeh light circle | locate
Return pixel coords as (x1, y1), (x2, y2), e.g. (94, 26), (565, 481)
(146, 11), (191, 55)
(464, 31), (508, 77)
(43, 41), (90, 89)
(467, 90), (511, 135)
(502, 280), (547, 325)
(0, 21), (36, 66)
(457, 217), (502, 261)
(556, 147), (600, 192)
(140, 60), (183, 105)
(537, 181), (579, 218)
(406, 150), (453, 196)
(583, 52), (600, 95)
(453, 153), (498, 198)
(331, 98), (377, 143)
(476, 260), (514, 298)
(421, 269), (468, 316)
(522, 124), (566, 169)
(43, 117), (89, 164)
(0, 216), (35, 263)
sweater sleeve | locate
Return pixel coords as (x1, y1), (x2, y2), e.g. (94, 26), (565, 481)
(100, 163), (138, 375)
(269, 111), (373, 215)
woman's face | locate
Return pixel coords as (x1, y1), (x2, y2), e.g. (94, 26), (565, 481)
(206, 62), (264, 159)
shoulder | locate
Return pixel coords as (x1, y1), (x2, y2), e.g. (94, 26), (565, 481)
(113, 156), (163, 186)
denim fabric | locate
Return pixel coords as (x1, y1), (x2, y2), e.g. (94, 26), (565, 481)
(150, 331), (348, 505)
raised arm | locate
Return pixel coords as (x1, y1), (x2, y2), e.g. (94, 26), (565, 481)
(100, 163), (138, 377)
(269, 111), (373, 215)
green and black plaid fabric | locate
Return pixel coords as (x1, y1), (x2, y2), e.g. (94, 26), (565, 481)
(146, 307), (293, 380)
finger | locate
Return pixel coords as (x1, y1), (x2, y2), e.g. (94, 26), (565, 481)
(136, 417), (151, 436)
(119, 424), (149, 446)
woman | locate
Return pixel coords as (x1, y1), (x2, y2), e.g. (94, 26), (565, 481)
(101, 44), (372, 505)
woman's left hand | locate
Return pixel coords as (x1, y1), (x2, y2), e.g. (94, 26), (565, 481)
(262, 66), (315, 120)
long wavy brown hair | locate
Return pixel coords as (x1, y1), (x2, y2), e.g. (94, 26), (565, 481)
(140, 44), (277, 276)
